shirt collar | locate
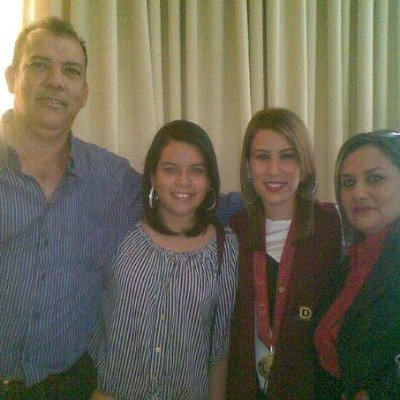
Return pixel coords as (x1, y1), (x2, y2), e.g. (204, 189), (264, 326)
(69, 136), (87, 177)
(348, 226), (391, 267)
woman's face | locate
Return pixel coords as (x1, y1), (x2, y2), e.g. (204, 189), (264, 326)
(249, 129), (301, 220)
(339, 145), (400, 236)
(152, 140), (209, 232)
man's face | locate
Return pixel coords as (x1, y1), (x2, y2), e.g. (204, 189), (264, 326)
(6, 28), (88, 137)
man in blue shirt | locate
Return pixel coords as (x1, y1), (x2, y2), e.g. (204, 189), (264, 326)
(0, 17), (243, 399)
(0, 17), (143, 399)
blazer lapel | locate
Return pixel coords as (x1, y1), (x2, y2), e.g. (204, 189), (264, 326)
(345, 230), (400, 321)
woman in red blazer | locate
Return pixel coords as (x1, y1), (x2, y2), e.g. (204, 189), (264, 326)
(226, 108), (342, 399)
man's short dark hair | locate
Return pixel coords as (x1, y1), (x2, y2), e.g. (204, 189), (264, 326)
(12, 16), (88, 70)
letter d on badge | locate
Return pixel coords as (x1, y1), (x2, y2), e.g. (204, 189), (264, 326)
(299, 307), (312, 320)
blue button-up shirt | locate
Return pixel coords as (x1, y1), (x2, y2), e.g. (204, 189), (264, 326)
(0, 119), (142, 385)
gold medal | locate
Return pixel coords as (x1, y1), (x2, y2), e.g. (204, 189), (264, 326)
(258, 353), (274, 380)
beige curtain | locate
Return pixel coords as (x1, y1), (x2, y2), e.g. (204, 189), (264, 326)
(19, 0), (400, 200)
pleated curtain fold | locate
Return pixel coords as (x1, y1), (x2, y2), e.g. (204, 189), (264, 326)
(6, 0), (400, 199)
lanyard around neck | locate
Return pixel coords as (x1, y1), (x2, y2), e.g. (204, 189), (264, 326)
(253, 220), (296, 348)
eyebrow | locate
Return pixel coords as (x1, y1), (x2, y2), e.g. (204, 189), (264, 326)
(159, 161), (206, 167)
(340, 167), (384, 176)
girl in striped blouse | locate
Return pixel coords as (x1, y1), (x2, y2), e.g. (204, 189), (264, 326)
(91, 120), (239, 400)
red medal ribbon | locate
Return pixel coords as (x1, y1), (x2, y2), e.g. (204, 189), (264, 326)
(253, 220), (296, 347)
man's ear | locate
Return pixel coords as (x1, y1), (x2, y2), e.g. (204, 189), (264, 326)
(5, 66), (16, 94)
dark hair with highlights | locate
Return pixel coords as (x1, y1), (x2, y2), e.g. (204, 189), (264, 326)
(12, 16), (88, 70)
(142, 120), (220, 237)
(240, 108), (316, 250)
(335, 129), (400, 243)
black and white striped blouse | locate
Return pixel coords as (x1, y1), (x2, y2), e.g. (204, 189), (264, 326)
(94, 223), (239, 399)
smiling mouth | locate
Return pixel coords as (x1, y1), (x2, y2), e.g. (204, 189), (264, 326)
(265, 182), (286, 191)
(173, 193), (193, 199)
(353, 206), (374, 215)
(37, 97), (66, 107)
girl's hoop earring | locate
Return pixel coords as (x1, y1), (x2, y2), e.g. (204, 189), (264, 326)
(149, 186), (159, 209)
(205, 188), (217, 211)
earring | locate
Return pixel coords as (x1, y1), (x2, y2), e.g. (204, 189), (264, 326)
(149, 186), (159, 209)
(205, 188), (217, 211)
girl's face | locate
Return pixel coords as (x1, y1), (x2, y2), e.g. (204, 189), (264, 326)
(152, 140), (209, 232)
(249, 129), (301, 220)
(339, 145), (400, 236)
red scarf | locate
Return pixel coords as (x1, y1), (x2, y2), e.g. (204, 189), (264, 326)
(253, 221), (296, 347)
(315, 227), (389, 377)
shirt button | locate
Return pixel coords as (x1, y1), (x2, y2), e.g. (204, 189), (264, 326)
(32, 312), (41, 320)
(160, 314), (166, 321)
(278, 286), (285, 293)
(155, 347), (161, 353)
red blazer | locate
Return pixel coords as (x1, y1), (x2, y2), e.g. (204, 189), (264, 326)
(227, 202), (342, 399)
